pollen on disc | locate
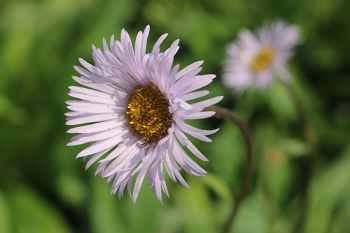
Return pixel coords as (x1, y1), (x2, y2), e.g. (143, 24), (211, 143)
(126, 82), (173, 145)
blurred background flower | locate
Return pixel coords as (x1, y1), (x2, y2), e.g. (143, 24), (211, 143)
(222, 20), (300, 92)
(0, 0), (350, 233)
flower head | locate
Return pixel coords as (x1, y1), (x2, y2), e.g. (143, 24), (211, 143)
(66, 25), (222, 204)
(223, 20), (300, 93)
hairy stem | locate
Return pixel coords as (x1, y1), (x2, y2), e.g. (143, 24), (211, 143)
(204, 106), (253, 233)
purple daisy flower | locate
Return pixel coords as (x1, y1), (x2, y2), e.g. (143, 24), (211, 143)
(65, 25), (222, 204)
(223, 20), (300, 93)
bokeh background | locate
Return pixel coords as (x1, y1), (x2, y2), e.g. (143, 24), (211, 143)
(1, 0), (350, 232)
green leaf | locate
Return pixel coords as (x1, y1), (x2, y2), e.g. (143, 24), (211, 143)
(89, 178), (128, 233)
(305, 144), (350, 233)
(0, 189), (11, 233)
(208, 120), (246, 189)
(201, 174), (232, 203)
(8, 186), (72, 233)
(233, 193), (270, 233)
(174, 176), (217, 233)
(281, 138), (308, 157)
(266, 80), (297, 123)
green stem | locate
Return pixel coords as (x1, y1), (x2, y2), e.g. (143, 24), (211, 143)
(204, 106), (253, 233)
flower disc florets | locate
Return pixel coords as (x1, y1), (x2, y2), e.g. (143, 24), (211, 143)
(127, 82), (173, 145)
(250, 47), (275, 72)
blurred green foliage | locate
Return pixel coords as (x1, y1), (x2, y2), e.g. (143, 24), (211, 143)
(0, 0), (350, 232)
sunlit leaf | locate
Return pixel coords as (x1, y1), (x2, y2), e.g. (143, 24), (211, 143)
(305, 144), (350, 232)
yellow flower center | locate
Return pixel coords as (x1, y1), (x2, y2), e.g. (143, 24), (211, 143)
(250, 47), (275, 72)
(126, 82), (173, 145)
